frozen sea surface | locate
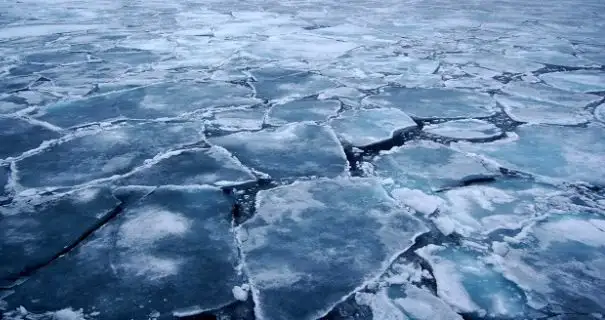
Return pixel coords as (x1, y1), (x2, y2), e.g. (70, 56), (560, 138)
(1, 0), (605, 319)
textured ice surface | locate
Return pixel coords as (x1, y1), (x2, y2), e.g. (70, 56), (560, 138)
(238, 178), (427, 320)
(497, 82), (599, 125)
(455, 125), (605, 185)
(0, 187), (119, 285)
(0, 165), (8, 200)
(209, 122), (347, 180)
(0, 117), (60, 159)
(120, 146), (256, 187)
(489, 213), (605, 315)
(417, 244), (528, 316)
(424, 119), (502, 141)
(252, 72), (339, 104)
(37, 82), (260, 128)
(267, 99), (340, 126)
(596, 104), (605, 123)
(363, 88), (496, 119)
(329, 108), (417, 147)
(539, 70), (605, 93)
(207, 106), (267, 132)
(16, 121), (204, 188)
(4, 187), (241, 319)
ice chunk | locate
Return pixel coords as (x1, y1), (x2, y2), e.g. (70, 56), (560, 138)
(424, 119), (502, 141)
(596, 104), (605, 123)
(454, 125), (605, 185)
(539, 70), (605, 93)
(355, 290), (408, 320)
(0, 187), (119, 284)
(390, 188), (443, 216)
(207, 106), (266, 132)
(37, 82), (259, 128)
(392, 286), (463, 320)
(4, 186), (242, 319)
(232, 284), (250, 302)
(363, 87), (496, 119)
(317, 87), (365, 107)
(416, 244), (528, 316)
(330, 108), (417, 147)
(374, 141), (495, 193)
(490, 213), (605, 315)
(267, 99), (340, 126)
(0, 117), (60, 159)
(120, 146), (255, 187)
(238, 178), (427, 320)
(252, 72), (339, 104)
(512, 50), (596, 68)
(209, 122), (347, 180)
(496, 82), (599, 125)
(16, 121), (204, 188)
(0, 24), (102, 40)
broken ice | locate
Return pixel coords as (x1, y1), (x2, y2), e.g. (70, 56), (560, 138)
(423, 119), (502, 141)
(267, 99), (340, 126)
(0, 117), (60, 159)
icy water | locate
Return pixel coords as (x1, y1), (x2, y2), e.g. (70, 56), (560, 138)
(1, 0), (605, 319)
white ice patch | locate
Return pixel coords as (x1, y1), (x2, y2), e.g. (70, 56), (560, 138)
(393, 286), (463, 320)
(539, 70), (605, 93)
(267, 99), (340, 126)
(390, 188), (443, 216)
(118, 207), (191, 247)
(424, 119), (502, 140)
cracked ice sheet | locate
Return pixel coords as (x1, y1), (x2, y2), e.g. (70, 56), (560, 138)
(209, 122), (347, 181)
(454, 125), (605, 185)
(207, 106), (267, 132)
(252, 71), (339, 104)
(539, 70), (605, 94)
(496, 81), (599, 125)
(37, 81), (260, 128)
(596, 104), (605, 123)
(119, 146), (256, 187)
(489, 213), (605, 315)
(237, 178), (428, 320)
(0, 117), (60, 159)
(363, 87), (496, 119)
(424, 119), (502, 141)
(329, 108), (417, 147)
(4, 186), (241, 319)
(267, 99), (340, 126)
(416, 244), (529, 317)
(16, 121), (204, 188)
(0, 187), (119, 286)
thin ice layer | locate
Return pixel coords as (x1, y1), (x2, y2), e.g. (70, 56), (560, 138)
(252, 72), (339, 104)
(0, 117), (60, 159)
(0, 187), (119, 284)
(209, 122), (347, 180)
(489, 213), (605, 315)
(416, 244), (528, 316)
(329, 108), (417, 147)
(424, 119), (502, 141)
(496, 82), (599, 125)
(37, 81), (260, 128)
(238, 178), (427, 320)
(539, 70), (605, 93)
(120, 146), (255, 187)
(454, 125), (605, 185)
(4, 186), (241, 319)
(267, 99), (340, 126)
(363, 87), (496, 119)
(16, 121), (204, 188)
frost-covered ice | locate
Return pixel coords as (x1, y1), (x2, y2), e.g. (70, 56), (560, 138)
(0, 187), (119, 285)
(3, 186), (242, 319)
(489, 213), (605, 315)
(363, 87), (496, 119)
(120, 146), (256, 187)
(16, 121), (204, 188)
(238, 178), (427, 320)
(329, 108), (417, 147)
(267, 99), (340, 126)
(455, 125), (605, 185)
(209, 122), (347, 180)
(424, 119), (502, 141)
(539, 70), (605, 93)
(0, 117), (59, 159)
(496, 82), (599, 125)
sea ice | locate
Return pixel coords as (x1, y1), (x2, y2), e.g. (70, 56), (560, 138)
(423, 119), (502, 141)
(454, 124), (605, 185)
(329, 108), (417, 147)
(3, 186), (242, 319)
(266, 99), (340, 126)
(209, 122), (347, 181)
(237, 178), (427, 320)
(0, 117), (60, 159)
(539, 70), (605, 93)
(363, 87), (496, 119)
(0, 187), (119, 285)
(16, 121), (204, 188)
(596, 104), (605, 123)
(120, 146), (255, 187)
(252, 72), (339, 104)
